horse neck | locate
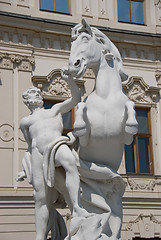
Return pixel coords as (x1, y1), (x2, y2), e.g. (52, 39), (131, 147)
(94, 58), (122, 99)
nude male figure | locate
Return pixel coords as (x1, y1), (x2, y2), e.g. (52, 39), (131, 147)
(17, 70), (88, 240)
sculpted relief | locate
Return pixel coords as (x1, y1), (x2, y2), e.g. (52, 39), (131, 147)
(17, 20), (138, 240)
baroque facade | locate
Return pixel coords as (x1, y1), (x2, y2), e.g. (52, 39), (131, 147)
(0, 0), (161, 239)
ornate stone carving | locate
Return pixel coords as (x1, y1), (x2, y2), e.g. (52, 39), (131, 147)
(83, 69), (95, 78)
(155, 0), (161, 23)
(0, 52), (35, 71)
(127, 178), (156, 191)
(155, 70), (161, 86)
(0, 124), (13, 142)
(32, 69), (85, 100)
(123, 76), (160, 105)
(155, 0), (161, 9)
(126, 213), (161, 238)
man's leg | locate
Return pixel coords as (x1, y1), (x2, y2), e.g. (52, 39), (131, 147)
(55, 144), (89, 217)
(32, 147), (53, 240)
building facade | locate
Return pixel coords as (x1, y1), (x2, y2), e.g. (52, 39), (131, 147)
(0, 0), (161, 239)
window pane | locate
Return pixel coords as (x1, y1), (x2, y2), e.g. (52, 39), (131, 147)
(118, 0), (130, 22)
(137, 109), (149, 134)
(62, 110), (72, 129)
(125, 141), (135, 173)
(131, 1), (143, 24)
(138, 137), (150, 173)
(43, 101), (54, 109)
(40, 0), (54, 11)
(56, 0), (69, 13)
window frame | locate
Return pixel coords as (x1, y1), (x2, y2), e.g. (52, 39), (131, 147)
(118, 0), (145, 25)
(40, 0), (71, 15)
(125, 106), (154, 175)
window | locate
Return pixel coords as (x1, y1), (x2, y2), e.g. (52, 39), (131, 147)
(125, 108), (153, 174)
(43, 100), (74, 134)
(118, 0), (144, 24)
(40, 0), (69, 14)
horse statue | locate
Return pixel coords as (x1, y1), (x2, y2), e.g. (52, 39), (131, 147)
(65, 19), (138, 240)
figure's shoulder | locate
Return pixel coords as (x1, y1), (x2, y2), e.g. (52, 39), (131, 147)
(20, 116), (30, 129)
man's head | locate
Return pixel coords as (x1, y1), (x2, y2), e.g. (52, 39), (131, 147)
(22, 86), (43, 110)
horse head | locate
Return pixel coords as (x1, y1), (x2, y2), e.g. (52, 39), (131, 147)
(68, 19), (128, 81)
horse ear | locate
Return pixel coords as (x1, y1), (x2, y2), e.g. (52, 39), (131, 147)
(81, 19), (92, 36)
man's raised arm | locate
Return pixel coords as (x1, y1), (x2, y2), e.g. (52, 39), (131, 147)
(53, 69), (81, 115)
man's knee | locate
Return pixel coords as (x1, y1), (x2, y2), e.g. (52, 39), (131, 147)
(33, 189), (47, 205)
(55, 145), (76, 169)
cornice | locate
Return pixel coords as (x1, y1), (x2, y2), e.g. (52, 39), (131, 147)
(1, 11), (161, 38)
(0, 24), (160, 62)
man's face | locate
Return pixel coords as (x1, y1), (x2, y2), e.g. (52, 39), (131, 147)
(23, 87), (43, 109)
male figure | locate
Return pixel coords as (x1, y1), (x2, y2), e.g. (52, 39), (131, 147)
(17, 70), (88, 240)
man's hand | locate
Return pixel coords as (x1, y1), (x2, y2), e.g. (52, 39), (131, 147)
(61, 68), (72, 81)
(16, 170), (27, 182)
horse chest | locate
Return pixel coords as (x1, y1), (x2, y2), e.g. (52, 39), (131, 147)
(86, 97), (124, 136)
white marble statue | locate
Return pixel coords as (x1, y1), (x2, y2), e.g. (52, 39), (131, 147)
(17, 19), (138, 240)
(64, 19), (138, 239)
(17, 71), (89, 240)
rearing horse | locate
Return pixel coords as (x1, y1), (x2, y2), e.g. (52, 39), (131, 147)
(68, 19), (138, 172)
(67, 20), (138, 239)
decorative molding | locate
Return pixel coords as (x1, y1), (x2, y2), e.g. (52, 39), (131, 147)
(155, 70), (161, 86)
(127, 178), (156, 191)
(83, 69), (95, 78)
(123, 76), (160, 105)
(0, 27), (71, 52)
(155, 0), (161, 8)
(17, 0), (29, 8)
(0, 52), (35, 71)
(126, 213), (161, 238)
(82, 0), (92, 17)
(155, 0), (161, 23)
(32, 69), (85, 101)
(98, 0), (109, 20)
(0, 124), (13, 142)
(0, 0), (11, 4)
(0, 27), (161, 60)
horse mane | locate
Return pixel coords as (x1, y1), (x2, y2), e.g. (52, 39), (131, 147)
(71, 21), (128, 81)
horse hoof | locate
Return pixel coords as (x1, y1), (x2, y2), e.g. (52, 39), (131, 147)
(125, 124), (138, 135)
(74, 127), (87, 137)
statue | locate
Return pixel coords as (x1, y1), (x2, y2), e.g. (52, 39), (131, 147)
(65, 19), (138, 239)
(17, 71), (89, 240)
(17, 19), (138, 240)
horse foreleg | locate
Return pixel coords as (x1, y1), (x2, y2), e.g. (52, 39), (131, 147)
(125, 101), (138, 135)
(73, 102), (90, 147)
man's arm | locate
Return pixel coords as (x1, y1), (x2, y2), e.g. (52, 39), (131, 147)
(53, 69), (81, 115)
(20, 117), (32, 148)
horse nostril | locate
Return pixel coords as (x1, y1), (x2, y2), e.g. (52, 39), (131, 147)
(74, 59), (81, 67)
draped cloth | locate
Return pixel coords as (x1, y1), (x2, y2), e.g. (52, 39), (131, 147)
(67, 153), (126, 240)
(43, 136), (70, 188)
